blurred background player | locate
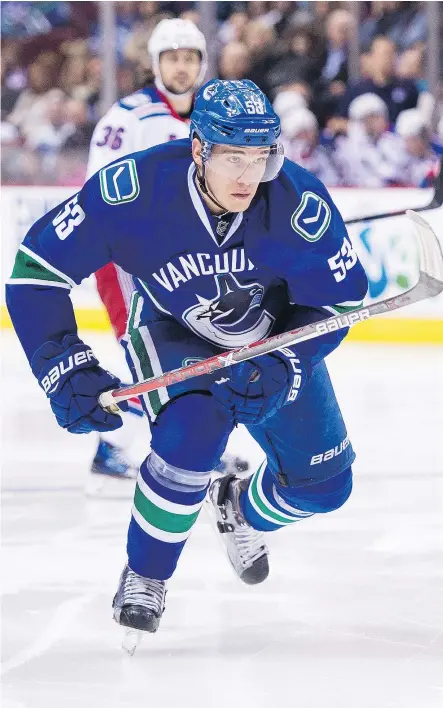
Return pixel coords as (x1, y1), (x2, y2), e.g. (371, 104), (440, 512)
(280, 105), (341, 186)
(272, 90), (307, 122)
(85, 18), (208, 494)
(334, 92), (405, 187)
(395, 108), (439, 187)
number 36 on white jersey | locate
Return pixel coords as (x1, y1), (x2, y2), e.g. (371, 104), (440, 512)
(86, 88), (190, 179)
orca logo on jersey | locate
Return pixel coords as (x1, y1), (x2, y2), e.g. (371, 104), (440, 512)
(183, 273), (274, 348)
(99, 158), (140, 205)
(291, 191), (331, 242)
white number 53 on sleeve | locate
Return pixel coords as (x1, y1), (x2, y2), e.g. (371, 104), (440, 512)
(52, 195), (85, 240)
(328, 237), (357, 282)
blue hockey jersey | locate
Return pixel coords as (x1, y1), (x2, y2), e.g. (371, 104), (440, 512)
(6, 140), (368, 364)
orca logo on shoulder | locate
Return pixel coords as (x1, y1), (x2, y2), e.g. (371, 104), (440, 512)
(183, 273), (274, 348)
(291, 191), (331, 242)
(99, 158), (140, 205)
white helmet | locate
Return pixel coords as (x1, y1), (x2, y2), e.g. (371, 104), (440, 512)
(148, 18), (208, 98)
(273, 91), (307, 120)
(281, 107), (317, 140)
(396, 109), (429, 138)
(349, 93), (388, 121)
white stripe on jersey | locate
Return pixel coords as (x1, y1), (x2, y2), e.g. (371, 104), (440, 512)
(115, 265), (136, 312)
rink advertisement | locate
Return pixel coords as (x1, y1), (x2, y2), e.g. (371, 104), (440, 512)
(1, 186), (442, 343)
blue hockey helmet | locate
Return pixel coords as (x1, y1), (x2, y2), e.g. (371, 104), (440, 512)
(190, 79), (284, 183)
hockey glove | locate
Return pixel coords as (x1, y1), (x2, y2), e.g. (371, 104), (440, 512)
(211, 347), (309, 425)
(31, 334), (124, 434)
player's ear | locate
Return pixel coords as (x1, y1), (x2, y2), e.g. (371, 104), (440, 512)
(192, 137), (203, 169)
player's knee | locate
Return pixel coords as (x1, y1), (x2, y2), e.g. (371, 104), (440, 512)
(151, 392), (233, 471)
(281, 467), (353, 514)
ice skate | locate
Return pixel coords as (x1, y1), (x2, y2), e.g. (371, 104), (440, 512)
(85, 439), (138, 498)
(113, 565), (166, 654)
(207, 474), (269, 585)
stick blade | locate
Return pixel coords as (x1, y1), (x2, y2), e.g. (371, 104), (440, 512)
(406, 209), (443, 295)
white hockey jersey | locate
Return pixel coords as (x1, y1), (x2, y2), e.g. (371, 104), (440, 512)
(282, 138), (342, 186)
(86, 85), (190, 179)
(333, 124), (408, 187)
(397, 151), (438, 187)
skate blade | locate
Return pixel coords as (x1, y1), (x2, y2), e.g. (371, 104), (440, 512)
(122, 628), (142, 656)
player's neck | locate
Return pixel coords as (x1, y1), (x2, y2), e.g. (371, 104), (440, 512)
(169, 94), (193, 117)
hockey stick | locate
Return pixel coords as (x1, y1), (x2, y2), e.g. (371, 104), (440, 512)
(344, 158), (443, 226)
(99, 211), (443, 411)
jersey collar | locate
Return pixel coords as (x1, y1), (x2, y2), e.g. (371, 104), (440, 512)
(156, 87), (189, 123)
(140, 86), (189, 123)
(187, 164), (243, 248)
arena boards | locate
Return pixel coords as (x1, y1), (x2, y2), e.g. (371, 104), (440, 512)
(2, 186), (442, 343)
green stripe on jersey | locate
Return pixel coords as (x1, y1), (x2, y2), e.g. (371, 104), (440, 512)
(132, 328), (162, 415)
(329, 303), (363, 314)
(10, 249), (69, 285)
(127, 292), (141, 332)
(127, 294), (162, 416)
(133, 484), (200, 534)
(249, 469), (299, 526)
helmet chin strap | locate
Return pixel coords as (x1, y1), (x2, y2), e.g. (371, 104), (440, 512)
(195, 163), (231, 215)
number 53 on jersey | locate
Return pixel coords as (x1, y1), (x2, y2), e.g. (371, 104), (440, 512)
(328, 237), (357, 282)
(52, 195), (85, 240)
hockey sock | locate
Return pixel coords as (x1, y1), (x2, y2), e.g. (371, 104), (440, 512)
(127, 450), (210, 579)
(240, 461), (314, 531)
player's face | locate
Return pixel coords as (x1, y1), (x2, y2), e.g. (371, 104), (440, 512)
(405, 135), (427, 158)
(294, 128), (318, 150)
(364, 114), (387, 139)
(202, 144), (268, 212)
(159, 49), (201, 95)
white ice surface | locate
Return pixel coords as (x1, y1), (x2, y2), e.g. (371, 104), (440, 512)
(1, 331), (443, 708)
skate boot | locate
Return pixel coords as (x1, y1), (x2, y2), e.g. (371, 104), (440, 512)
(113, 565), (166, 654)
(207, 474), (269, 585)
(86, 439), (138, 498)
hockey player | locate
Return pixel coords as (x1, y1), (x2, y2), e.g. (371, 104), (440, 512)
(334, 92), (406, 186)
(6, 80), (368, 640)
(395, 109), (439, 187)
(86, 18), (208, 490)
(280, 106), (342, 186)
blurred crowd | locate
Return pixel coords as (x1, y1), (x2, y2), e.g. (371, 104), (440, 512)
(2, 0), (442, 186)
